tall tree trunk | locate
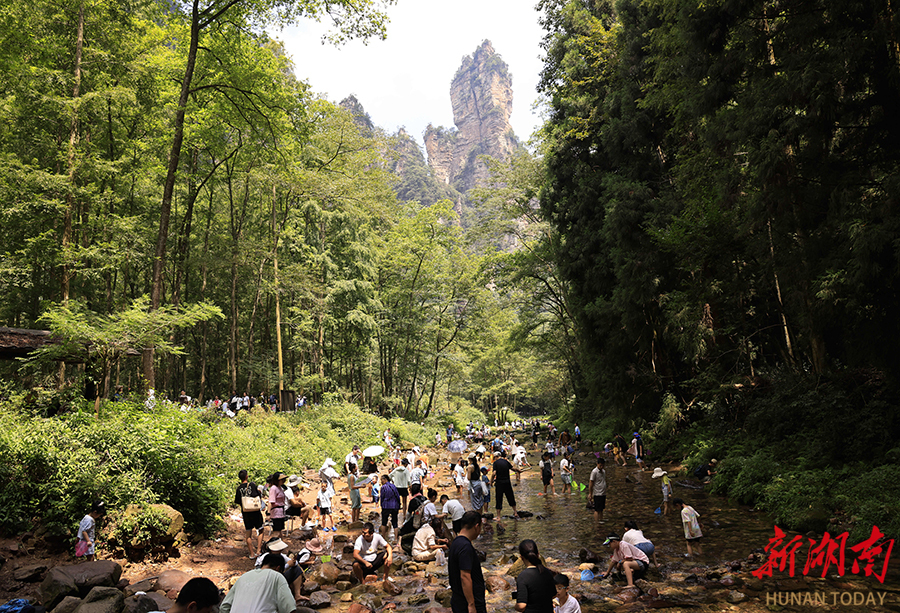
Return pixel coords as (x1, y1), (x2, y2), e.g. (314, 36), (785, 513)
(60, 0), (85, 387)
(144, 0), (201, 390)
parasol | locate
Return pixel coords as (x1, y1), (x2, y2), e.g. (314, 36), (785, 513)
(363, 445), (385, 457)
(448, 439), (467, 453)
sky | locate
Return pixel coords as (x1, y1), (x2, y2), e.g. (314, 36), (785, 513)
(275, 0), (547, 149)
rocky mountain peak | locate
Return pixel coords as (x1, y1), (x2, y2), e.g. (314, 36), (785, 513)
(424, 40), (517, 195)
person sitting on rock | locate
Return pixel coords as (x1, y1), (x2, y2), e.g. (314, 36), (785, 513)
(598, 534), (649, 588)
(411, 517), (450, 562)
(352, 522), (394, 585)
(169, 577), (220, 613)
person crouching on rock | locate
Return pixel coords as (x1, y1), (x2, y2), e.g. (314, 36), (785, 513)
(353, 522), (394, 584)
(412, 517), (450, 562)
(598, 534), (649, 588)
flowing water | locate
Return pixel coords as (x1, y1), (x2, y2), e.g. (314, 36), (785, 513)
(451, 446), (900, 612)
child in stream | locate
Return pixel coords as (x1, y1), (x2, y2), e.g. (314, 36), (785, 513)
(672, 498), (703, 556)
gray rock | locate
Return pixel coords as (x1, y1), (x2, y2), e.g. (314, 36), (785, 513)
(334, 581), (352, 591)
(316, 562), (340, 585)
(51, 596), (83, 613)
(301, 581), (320, 595)
(356, 594), (382, 610)
(726, 590), (746, 603)
(308, 591), (332, 608)
(407, 593), (430, 606)
(41, 567), (79, 609)
(123, 578), (157, 597)
(143, 592), (174, 611)
(154, 570), (191, 593)
(122, 594), (158, 613)
(435, 588), (453, 607)
(74, 586), (125, 613)
(14, 563), (48, 582)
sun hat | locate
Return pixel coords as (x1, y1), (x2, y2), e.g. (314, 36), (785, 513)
(602, 535), (621, 545)
(710, 458), (718, 465)
(468, 452), (476, 459)
(286, 475), (303, 488)
(651, 467), (667, 479)
(273, 472), (288, 482)
(323, 458), (337, 467)
(266, 537), (289, 552)
(633, 432), (640, 437)
(304, 538), (325, 555)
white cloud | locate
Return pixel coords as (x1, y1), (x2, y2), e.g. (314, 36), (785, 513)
(275, 0), (546, 149)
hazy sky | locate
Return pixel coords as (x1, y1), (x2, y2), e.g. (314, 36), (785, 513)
(276, 0), (547, 148)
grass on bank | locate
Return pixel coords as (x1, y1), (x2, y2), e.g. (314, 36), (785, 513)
(0, 396), (498, 543)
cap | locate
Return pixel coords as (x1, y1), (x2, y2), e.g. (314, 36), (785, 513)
(602, 535), (621, 545)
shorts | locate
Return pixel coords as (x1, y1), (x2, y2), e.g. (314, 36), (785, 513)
(242, 511), (263, 531)
(542, 474), (552, 486)
(358, 551), (386, 571)
(661, 484), (671, 499)
(319, 507), (332, 516)
(381, 508), (399, 528)
(452, 518), (463, 533)
(686, 535), (703, 542)
(397, 487), (409, 498)
(495, 481), (516, 510)
(561, 474), (572, 485)
(635, 541), (655, 558)
(272, 517), (286, 532)
(592, 495), (606, 511)
(575, 434), (582, 441)
(635, 560), (649, 574)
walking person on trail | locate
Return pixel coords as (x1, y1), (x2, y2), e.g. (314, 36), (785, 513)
(588, 457), (607, 521)
(390, 458), (412, 518)
(268, 472), (288, 539)
(448, 511), (486, 613)
(651, 467), (673, 515)
(491, 450), (523, 519)
(559, 452), (573, 494)
(539, 452), (556, 496)
(236, 470), (266, 558)
(673, 498), (704, 556)
(76, 501), (106, 560)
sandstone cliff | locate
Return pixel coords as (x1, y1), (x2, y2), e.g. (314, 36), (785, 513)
(424, 40), (518, 195)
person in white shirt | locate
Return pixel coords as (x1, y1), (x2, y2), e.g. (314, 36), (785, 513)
(352, 522), (393, 584)
(553, 573), (582, 613)
(439, 494), (466, 534)
(559, 453), (573, 494)
(412, 518), (450, 561)
(345, 445), (361, 475)
(598, 534), (649, 587)
(219, 553), (296, 613)
(622, 520), (658, 566)
(422, 488), (439, 524)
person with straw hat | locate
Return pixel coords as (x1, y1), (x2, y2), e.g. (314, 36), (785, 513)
(651, 467), (673, 515)
(267, 472), (288, 539)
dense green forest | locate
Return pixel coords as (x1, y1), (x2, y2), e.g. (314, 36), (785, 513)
(2, 0), (900, 540)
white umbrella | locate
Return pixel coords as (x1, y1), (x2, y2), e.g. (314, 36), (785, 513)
(363, 445), (385, 457)
(448, 439), (467, 453)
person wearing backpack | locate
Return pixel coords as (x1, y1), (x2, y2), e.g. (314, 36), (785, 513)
(235, 469), (266, 558)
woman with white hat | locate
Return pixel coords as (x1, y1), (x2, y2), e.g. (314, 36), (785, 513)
(651, 467), (673, 515)
(319, 458), (339, 497)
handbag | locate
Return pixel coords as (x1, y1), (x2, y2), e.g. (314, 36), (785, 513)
(75, 540), (91, 557)
(480, 480), (489, 496)
(240, 484), (262, 512)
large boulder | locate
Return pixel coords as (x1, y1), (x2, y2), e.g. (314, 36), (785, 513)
(308, 591), (332, 609)
(51, 596), (83, 613)
(41, 562), (123, 610)
(506, 556), (546, 578)
(315, 562), (341, 585)
(120, 505), (184, 548)
(485, 575), (511, 593)
(14, 563), (49, 582)
(123, 594), (158, 613)
(74, 586), (125, 613)
(435, 589), (453, 607)
(154, 570), (191, 593)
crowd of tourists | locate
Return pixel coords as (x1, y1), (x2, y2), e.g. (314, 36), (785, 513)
(75, 420), (706, 613)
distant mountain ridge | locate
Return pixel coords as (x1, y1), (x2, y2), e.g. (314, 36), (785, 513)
(340, 40), (518, 214)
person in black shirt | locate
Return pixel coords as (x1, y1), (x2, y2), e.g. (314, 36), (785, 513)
(234, 469), (265, 558)
(515, 539), (555, 613)
(449, 511), (485, 613)
(491, 451), (523, 519)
